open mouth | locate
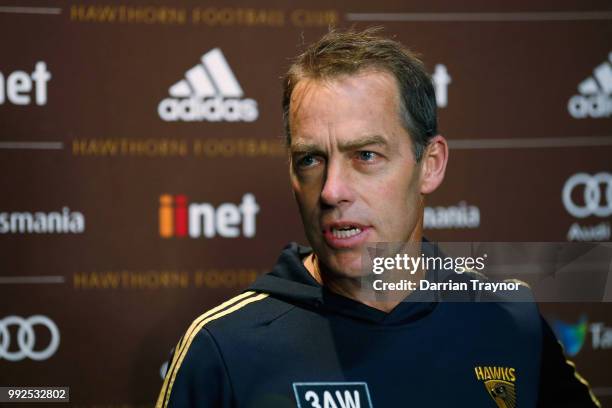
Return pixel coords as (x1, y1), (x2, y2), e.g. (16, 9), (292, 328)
(322, 222), (370, 249)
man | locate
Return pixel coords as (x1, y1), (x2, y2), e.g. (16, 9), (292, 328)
(156, 29), (599, 408)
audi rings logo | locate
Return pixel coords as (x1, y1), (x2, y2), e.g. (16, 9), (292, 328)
(562, 172), (612, 218)
(0, 315), (60, 361)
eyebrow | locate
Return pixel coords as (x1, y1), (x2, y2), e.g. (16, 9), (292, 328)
(290, 141), (321, 155)
(337, 135), (388, 152)
(290, 135), (389, 154)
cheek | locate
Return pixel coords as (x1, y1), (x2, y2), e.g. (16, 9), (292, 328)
(292, 181), (321, 221)
(368, 172), (420, 226)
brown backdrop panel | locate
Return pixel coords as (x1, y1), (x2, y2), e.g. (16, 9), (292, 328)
(1, 0), (611, 406)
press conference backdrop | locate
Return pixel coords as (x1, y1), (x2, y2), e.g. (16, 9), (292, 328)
(1, 1), (611, 406)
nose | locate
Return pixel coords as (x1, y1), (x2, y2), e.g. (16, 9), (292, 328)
(320, 159), (354, 208)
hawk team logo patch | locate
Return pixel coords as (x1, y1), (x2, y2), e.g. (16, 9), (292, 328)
(292, 382), (373, 408)
(474, 366), (517, 408)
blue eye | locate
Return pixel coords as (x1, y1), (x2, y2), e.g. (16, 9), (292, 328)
(358, 151), (377, 161)
(298, 154), (318, 168)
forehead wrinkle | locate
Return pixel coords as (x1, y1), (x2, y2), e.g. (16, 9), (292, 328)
(289, 78), (331, 132)
(290, 81), (336, 154)
(290, 76), (355, 130)
(290, 71), (405, 154)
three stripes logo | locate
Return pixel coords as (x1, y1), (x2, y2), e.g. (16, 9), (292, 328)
(568, 51), (612, 119)
(158, 48), (258, 122)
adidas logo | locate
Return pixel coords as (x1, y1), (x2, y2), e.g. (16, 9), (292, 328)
(568, 51), (612, 119)
(158, 48), (258, 122)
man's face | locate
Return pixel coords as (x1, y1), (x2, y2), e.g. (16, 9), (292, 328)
(289, 70), (425, 278)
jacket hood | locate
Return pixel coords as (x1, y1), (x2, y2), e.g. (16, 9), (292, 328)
(248, 240), (454, 325)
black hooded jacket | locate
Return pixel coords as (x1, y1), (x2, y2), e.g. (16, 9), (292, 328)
(156, 242), (599, 408)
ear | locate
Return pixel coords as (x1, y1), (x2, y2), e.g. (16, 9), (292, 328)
(420, 135), (449, 194)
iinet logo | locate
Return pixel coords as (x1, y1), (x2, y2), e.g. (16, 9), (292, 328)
(0, 62), (51, 106)
(158, 48), (258, 122)
(159, 194), (259, 238)
(568, 51), (612, 118)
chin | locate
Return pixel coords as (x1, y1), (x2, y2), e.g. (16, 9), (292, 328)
(324, 250), (367, 278)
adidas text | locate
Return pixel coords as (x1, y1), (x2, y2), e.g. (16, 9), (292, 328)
(158, 96), (257, 122)
(158, 48), (259, 122)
